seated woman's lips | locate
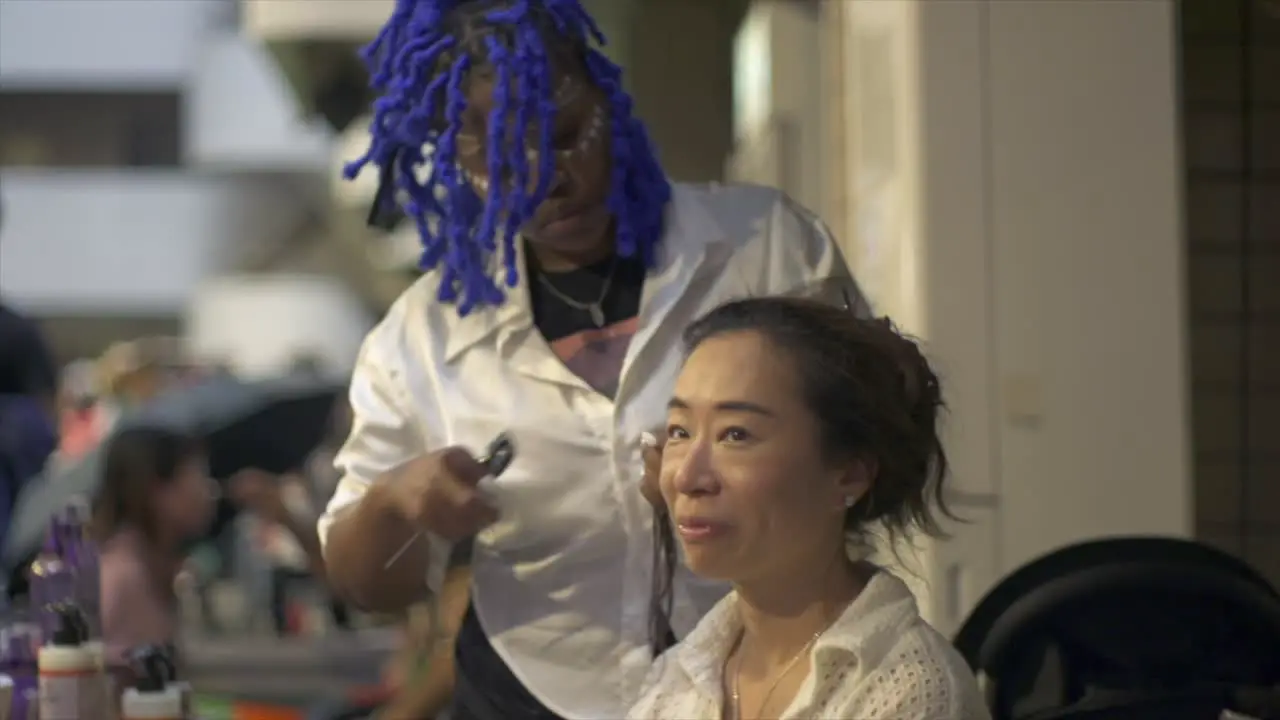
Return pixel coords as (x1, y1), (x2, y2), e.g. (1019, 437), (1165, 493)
(675, 516), (729, 542)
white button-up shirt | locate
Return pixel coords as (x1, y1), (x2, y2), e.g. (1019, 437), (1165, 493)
(628, 570), (990, 720)
(318, 183), (867, 718)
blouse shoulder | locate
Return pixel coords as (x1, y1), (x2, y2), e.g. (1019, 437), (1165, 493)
(829, 623), (990, 720)
(626, 591), (740, 719)
(626, 652), (687, 720)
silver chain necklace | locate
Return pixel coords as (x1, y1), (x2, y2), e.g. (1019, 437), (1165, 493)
(726, 583), (858, 720)
(728, 629), (823, 720)
(536, 254), (619, 327)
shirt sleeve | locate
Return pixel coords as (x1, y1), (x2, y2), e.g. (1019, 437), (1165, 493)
(317, 315), (453, 594)
(766, 192), (874, 318)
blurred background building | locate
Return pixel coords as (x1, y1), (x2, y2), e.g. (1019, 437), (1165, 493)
(0, 0), (1276, 633)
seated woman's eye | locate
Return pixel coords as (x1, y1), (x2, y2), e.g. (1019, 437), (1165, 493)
(719, 427), (751, 444)
(666, 425), (689, 441)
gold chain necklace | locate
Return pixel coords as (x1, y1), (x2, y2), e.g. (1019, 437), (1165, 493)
(728, 629), (823, 720)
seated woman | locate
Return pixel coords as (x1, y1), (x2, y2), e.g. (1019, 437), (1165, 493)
(630, 297), (988, 720)
(92, 426), (215, 666)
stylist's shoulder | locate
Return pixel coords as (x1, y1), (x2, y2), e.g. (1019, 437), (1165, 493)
(722, 185), (872, 315)
(318, 277), (454, 612)
(318, 278), (438, 547)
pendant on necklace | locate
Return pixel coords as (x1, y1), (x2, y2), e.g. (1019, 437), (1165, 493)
(589, 304), (605, 327)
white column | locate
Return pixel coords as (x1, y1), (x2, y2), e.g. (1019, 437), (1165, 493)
(840, 0), (1189, 633)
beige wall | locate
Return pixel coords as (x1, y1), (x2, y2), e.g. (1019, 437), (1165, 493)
(979, 0), (1190, 561)
(820, 0), (851, 239)
(837, 0), (1190, 629)
(581, 0), (633, 70)
(625, 0), (743, 183)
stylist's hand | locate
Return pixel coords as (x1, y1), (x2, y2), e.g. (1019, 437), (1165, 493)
(640, 432), (666, 513)
(387, 448), (499, 540)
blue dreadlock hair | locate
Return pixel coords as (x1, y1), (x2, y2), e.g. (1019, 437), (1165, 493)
(345, 0), (672, 316)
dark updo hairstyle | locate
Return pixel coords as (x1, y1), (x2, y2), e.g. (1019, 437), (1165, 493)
(91, 426), (203, 543)
(649, 296), (953, 652)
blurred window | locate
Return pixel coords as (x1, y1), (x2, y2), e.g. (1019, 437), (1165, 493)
(0, 91), (181, 168)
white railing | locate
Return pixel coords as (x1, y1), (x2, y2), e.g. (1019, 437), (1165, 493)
(0, 0), (229, 89)
(0, 169), (310, 314)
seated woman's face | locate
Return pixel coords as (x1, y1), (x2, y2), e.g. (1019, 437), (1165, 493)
(155, 455), (215, 538)
(661, 330), (859, 583)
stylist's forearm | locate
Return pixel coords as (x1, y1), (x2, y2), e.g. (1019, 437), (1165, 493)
(323, 480), (432, 613)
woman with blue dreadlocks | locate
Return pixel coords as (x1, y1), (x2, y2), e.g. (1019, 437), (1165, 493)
(318, 1), (870, 718)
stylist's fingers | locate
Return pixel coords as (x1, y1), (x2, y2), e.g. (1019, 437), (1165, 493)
(427, 479), (498, 539)
(448, 495), (500, 537)
(403, 447), (498, 540)
(438, 446), (489, 487)
(640, 431), (666, 512)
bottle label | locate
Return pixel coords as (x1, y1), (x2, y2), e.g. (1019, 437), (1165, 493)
(38, 671), (101, 720)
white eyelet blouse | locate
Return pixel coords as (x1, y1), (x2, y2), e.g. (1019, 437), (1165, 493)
(627, 570), (991, 720)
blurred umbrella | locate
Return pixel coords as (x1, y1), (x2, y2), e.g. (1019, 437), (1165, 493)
(4, 374), (342, 568)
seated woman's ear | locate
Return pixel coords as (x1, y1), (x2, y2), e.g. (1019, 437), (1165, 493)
(835, 455), (876, 512)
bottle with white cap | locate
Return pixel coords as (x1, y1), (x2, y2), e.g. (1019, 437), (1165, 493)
(37, 603), (104, 720)
(119, 646), (181, 720)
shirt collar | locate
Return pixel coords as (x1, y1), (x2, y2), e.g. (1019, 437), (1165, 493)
(670, 568), (923, 703)
(441, 183), (729, 362)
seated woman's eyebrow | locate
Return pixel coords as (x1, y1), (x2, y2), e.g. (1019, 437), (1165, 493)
(667, 397), (776, 417)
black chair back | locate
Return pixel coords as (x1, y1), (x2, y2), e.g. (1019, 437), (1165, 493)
(954, 537), (1280, 720)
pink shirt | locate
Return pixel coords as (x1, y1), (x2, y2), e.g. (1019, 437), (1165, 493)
(97, 529), (179, 665)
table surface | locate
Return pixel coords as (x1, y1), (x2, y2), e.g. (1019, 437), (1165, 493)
(185, 631), (395, 706)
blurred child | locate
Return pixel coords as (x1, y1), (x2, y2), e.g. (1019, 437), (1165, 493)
(92, 427), (216, 666)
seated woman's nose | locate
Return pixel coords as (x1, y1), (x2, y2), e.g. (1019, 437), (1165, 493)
(672, 442), (717, 496)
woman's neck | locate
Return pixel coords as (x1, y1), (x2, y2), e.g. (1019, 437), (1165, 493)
(733, 549), (868, 667)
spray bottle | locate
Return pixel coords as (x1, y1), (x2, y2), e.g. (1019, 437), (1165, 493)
(59, 499), (110, 707)
(29, 523), (74, 642)
(63, 499), (102, 643)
